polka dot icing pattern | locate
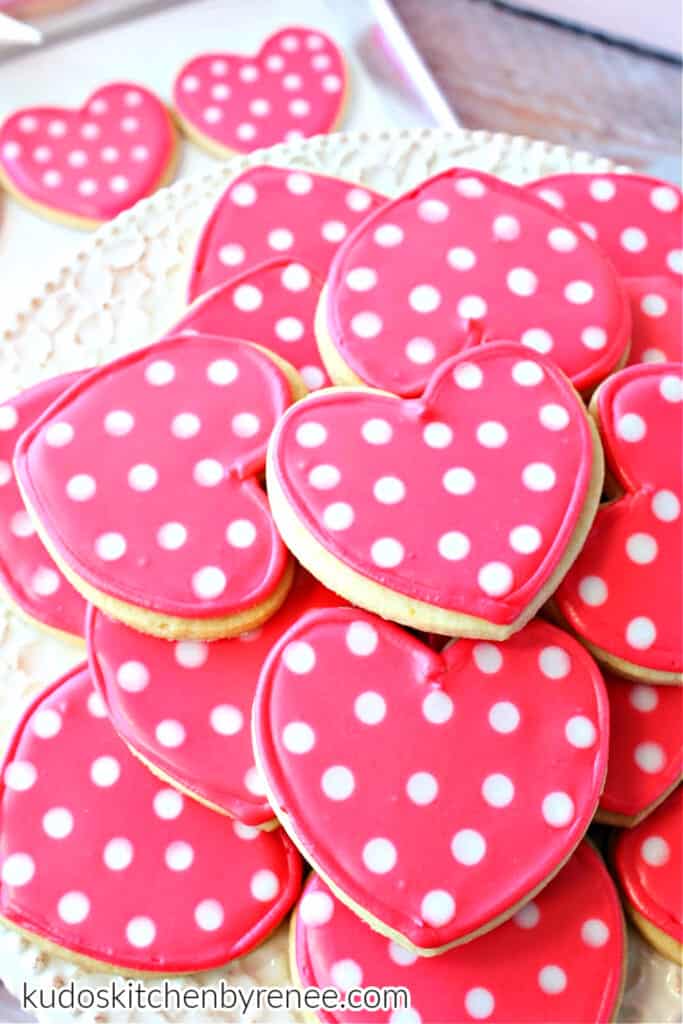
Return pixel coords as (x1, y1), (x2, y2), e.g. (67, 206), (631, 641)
(0, 84), (176, 224)
(173, 28), (346, 156)
(556, 363), (683, 678)
(173, 259), (329, 391)
(253, 608), (609, 951)
(322, 168), (629, 396)
(269, 343), (597, 630)
(87, 570), (346, 826)
(187, 165), (385, 302)
(614, 787), (682, 945)
(0, 374), (86, 639)
(294, 842), (624, 1023)
(14, 336), (294, 624)
(599, 674), (682, 824)
(525, 174), (683, 282)
(625, 277), (682, 367)
(0, 664), (302, 973)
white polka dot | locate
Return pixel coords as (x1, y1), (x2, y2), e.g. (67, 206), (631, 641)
(330, 959), (363, 991)
(488, 702), (520, 734)
(104, 409), (134, 436)
(58, 892), (90, 925)
(10, 511), (34, 538)
(351, 312), (382, 338)
(323, 502), (354, 531)
(156, 719), (186, 748)
(245, 766), (267, 795)
(1, 853), (35, 887)
(346, 267), (377, 292)
(4, 761), (37, 792)
(422, 690), (454, 724)
(652, 490), (680, 522)
(91, 756), (120, 787)
(363, 837), (397, 874)
(157, 522), (187, 550)
(578, 575), (608, 606)
(297, 421), (327, 447)
(281, 264), (311, 292)
(45, 422), (74, 447)
(661, 375), (683, 402)
(421, 889), (455, 926)
(476, 421), (508, 448)
(482, 773), (514, 807)
(346, 621), (378, 656)
(618, 412), (647, 442)
(208, 703), (242, 736)
(284, 641), (316, 674)
(582, 918), (609, 947)
(455, 176), (486, 198)
(409, 284), (441, 313)
(126, 916), (156, 948)
(565, 716), (597, 748)
(103, 837), (133, 871)
(630, 685), (658, 712)
(641, 294), (668, 317)
(493, 214), (520, 241)
(309, 464), (340, 490)
(565, 281), (594, 304)
(361, 418), (392, 444)
(101, 146), (119, 162)
(153, 788), (183, 819)
(589, 178), (616, 201)
(542, 792), (574, 827)
(451, 829), (486, 865)
(438, 531), (471, 561)
(165, 841), (194, 872)
(443, 466), (476, 494)
(418, 198), (449, 222)
(117, 660), (149, 692)
(548, 227), (578, 252)
(66, 474), (96, 501)
(322, 73), (343, 92)
(538, 966), (567, 994)
(193, 459), (223, 487)
(322, 220), (347, 242)
(626, 616), (656, 649)
(373, 476), (405, 505)
(128, 463), (158, 492)
(371, 538), (404, 568)
(274, 316), (304, 342)
(621, 227), (647, 252)
(522, 328), (553, 354)
(192, 566), (227, 600)
(514, 901), (540, 928)
(641, 836), (669, 866)
(458, 295), (488, 321)
(300, 890), (335, 926)
(509, 525), (542, 554)
(145, 360), (175, 386)
(301, 366), (326, 390)
(626, 532), (658, 564)
(478, 562), (513, 597)
(406, 771), (438, 805)
(87, 692), (106, 718)
(512, 360), (544, 386)
(283, 721), (316, 754)
(473, 643), (503, 674)
(665, 245), (680, 272)
(634, 741), (665, 773)
(465, 988), (495, 1020)
(43, 169), (62, 188)
(251, 869), (280, 902)
(539, 404), (570, 430)
(43, 807), (74, 840)
(109, 175), (130, 194)
(375, 224), (404, 247)
(423, 422), (453, 448)
(32, 708), (62, 739)
(225, 517), (256, 549)
(354, 691), (386, 725)
(0, 462), (11, 486)
(507, 267), (538, 296)
(2, 141), (21, 159)
(233, 284), (263, 312)
(388, 941), (418, 966)
(539, 646), (571, 679)
(219, 244), (245, 267)
(322, 765), (355, 801)
(522, 463), (556, 491)
(95, 532), (126, 561)
(651, 186), (679, 212)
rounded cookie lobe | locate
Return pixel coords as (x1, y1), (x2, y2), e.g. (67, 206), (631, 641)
(0, 83), (176, 225)
(555, 362), (682, 678)
(254, 609), (609, 951)
(173, 27), (346, 156)
(323, 168), (629, 396)
(294, 842), (624, 1023)
(0, 664), (302, 973)
(625, 277), (682, 367)
(188, 165), (385, 301)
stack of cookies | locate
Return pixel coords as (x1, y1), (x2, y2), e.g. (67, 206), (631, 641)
(0, 163), (680, 1022)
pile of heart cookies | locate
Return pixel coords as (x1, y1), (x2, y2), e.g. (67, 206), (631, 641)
(0, 162), (681, 1021)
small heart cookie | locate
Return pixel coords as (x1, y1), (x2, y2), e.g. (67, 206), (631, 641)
(0, 374), (86, 640)
(268, 343), (603, 638)
(555, 363), (682, 683)
(613, 787), (682, 965)
(174, 258), (329, 391)
(14, 336), (304, 640)
(87, 569), (346, 827)
(293, 842), (625, 1023)
(0, 664), (302, 974)
(597, 673), (682, 826)
(188, 165), (385, 302)
(625, 277), (682, 367)
(254, 609), (609, 952)
(0, 84), (177, 228)
(173, 27), (346, 158)
(318, 168), (630, 397)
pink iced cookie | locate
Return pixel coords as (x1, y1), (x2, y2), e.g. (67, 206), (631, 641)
(0, 375), (86, 640)
(14, 335), (302, 640)
(319, 168), (630, 397)
(625, 277), (683, 366)
(188, 166), (385, 302)
(87, 570), (346, 827)
(173, 27), (346, 157)
(555, 363), (682, 683)
(268, 343), (602, 638)
(0, 664), (302, 973)
(293, 843), (624, 1022)
(173, 258), (329, 391)
(598, 673), (682, 826)
(613, 787), (682, 964)
(0, 84), (176, 227)
(254, 609), (609, 952)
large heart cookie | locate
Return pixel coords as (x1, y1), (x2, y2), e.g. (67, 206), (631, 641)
(0, 665), (302, 973)
(173, 258), (329, 391)
(318, 168), (630, 397)
(0, 374), (86, 640)
(555, 363), (682, 683)
(268, 343), (602, 638)
(293, 843), (624, 1023)
(0, 83), (176, 227)
(173, 28), (346, 157)
(87, 570), (346, 827)
(14, 336), (303, 640)
(625, 277), (682, 367)
(188, 165), (385, 302)
(254, 609), (609, 952)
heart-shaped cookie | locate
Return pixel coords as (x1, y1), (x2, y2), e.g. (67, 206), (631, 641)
(87, 569), (346, 827)
(625, 277), (682, 366)
(173, 27), (346, 157)
(0, 664), (302, 973)
(267, 343), (603, 638)
(318, 168), (630, 397)
(598, 673), (682, 826)
(0, 374), (86, 640)
(173, 258), (329, 391)
(254, 609), (609, 952)
(293, 842), (624, 1022)
(613, 787), (682, 965)
(0, 83), (176, 228)
(188, 165), (385, 302)
(555, 363), (682, 683)
(14, 335), (304, 640)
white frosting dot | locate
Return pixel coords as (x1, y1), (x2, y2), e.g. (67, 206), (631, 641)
(565, 716), (597, 749)
(626, 532), (658, 564)
(512, 360), (544, 387)
(641, 835), (669, 866)
(58, 891), (90, 925)
(522, 463), (556, 491)
(281, 263), (311, 292)
(423, 421), (453, 448)
(330, 959), (363, 991)
(542, 791), (575, 827)
(582, 918), (610, 947)
(371, 537), (404, 568)
(32, 708), (62, 739)
(346, 267), (378, 292)
(104, 409), (134, 436)
(421, 889), (455, 926)
(626, 616), (656, 650)
(493, 214), (519, 240)
(309, 464), (340, 490)
(117, 660), (149, 692)
(507, 267), (538, 296)
(95, 532), (127, 561)
(451, 828), (486, 865)
(464, 988), (495, 1020)
(565, 281), (594, 304)
(660, 374), (683, 402)
(522, 328), (553, 354)
(354, 691), (386, 725)
(323, 501), (354, 531)
(145, 360), (175, 386)
(153, 788), (183, 819)
(4, 761), (37, 792)
(275, 317), (304, 342)
(406, 771), (438, 806)
(438, 531), (470, 561)
(409, 284), (441, 313)
(578, 575), (608, 606)
(418, 198), (449, 222)
(1, 853), (35, 887)
(478, 562), (513, 597)
(226, 519), (256, 548)
(103, 837), (133, 871)
(473, 643), (503, 674)
(482, 773), (514, 807)
(621, 227), (648, 252)
(300, 889), (335, 926)
(539, 645), (571, 679)
(538, 965), (567, 994)
(514, 901), (540, 928)
(488, 701), (520, 734)
(539, 403), (570, 431)
(90, 756), (120, 787)
(589, 178), (616, 201)
(321, 765), (355, 801)
(652, 490), (680, 522)
(374, 224), (404, 247)
(361, 418), (392, 444)
(126, 916), (156, 948)
(165, 841), (194, 872)
(297, 421), (327, 447)
(457, 295), (488, 321)
(283, 721), (316, 754)
(128, 463), (158, 492)
(210, 704), (243, 736)
(157, 522), (187, 550)
(447, 246), (476, 271)
(283, 641), (316, 674)
(192, 566), (227, 600)
(443, 466), (476, 494)
(233, 284), (263, 312)
(406, 337), (436, 365)
(251, 869), (280, 902)
(634, 741), (665, 773)
(630, 685), (658, 712)
(373, 476), (406, 504)
(422, 690), (454, 724)
(45, 422), (74, 447)
(548, 227), (578, 252)
(476, 421), (508, 448)
(650, 185), (679, 212)
(156, 719), (186, 748)
(617, 412), (647, 442)
(219, 244), (245, 267)
(351, 311), (382, 339)
(509, 524), (541, 554)
(43, 807), (74, 839)
(346, 621), (378, 656)
(66, 473), (96, 501)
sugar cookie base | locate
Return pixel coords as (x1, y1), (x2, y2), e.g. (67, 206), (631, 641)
(0, 584), (85, 648)
(625, 906), (683, 966)
(595, 771), (683, 828)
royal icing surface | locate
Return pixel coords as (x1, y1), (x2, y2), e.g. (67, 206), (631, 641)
(173, 259), (329, 391)
(254, 609), (609, 950)
(323, 168), (629, 396)
(270, 343), (596, 628)
(0, 375), (86, 638)
(87, 570), (346, 826)
(0, 84), (175, 223)
(556, 363), (683, 675)
(625, 277), (683, 367)
(187, 165), (385, 302)
(614, 787), (682, 943)
(295, 842), (624, 1023)
(600, 673), (682, 822)
(173, 28), (346, 156)
(14, 336), (293, 621)
(525, 174), (683, 282)
(0, 664), (302, 972)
